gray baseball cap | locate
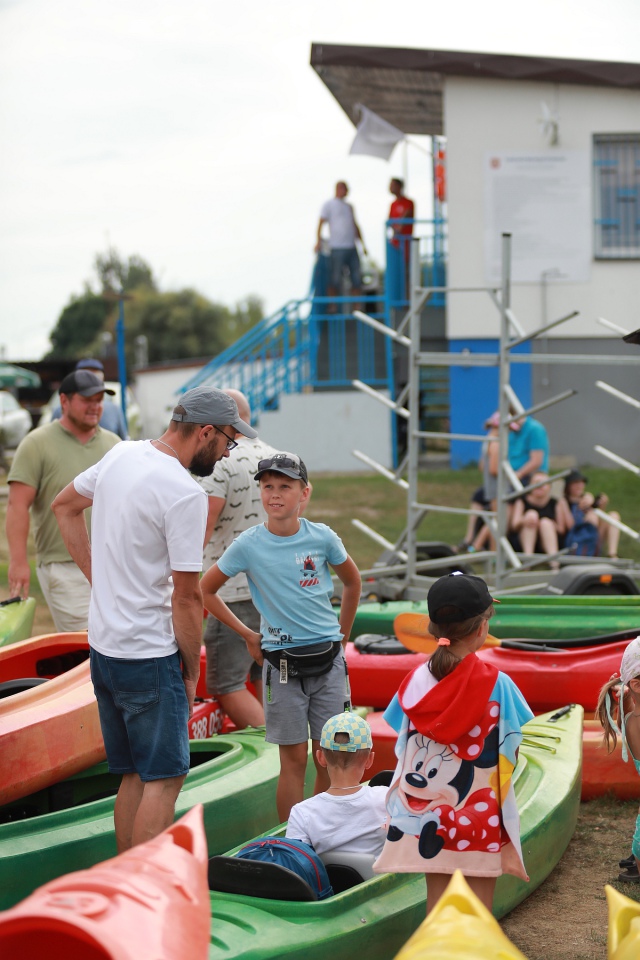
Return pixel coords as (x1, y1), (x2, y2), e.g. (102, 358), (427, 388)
(171, 386), (258, 438)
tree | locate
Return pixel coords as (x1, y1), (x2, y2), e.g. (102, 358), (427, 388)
(45, 248), (264, 366)
(94, 248), (157, 294)
(46, 291), (109, 358)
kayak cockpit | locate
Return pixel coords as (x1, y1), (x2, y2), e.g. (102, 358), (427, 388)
(208, 850), (376, 901)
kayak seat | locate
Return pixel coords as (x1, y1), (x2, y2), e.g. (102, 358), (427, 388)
(368, 770), (394, 788)
(354, 634), (406, 656)
(0, 677), (48, 699)
(208, 855), (318, 901)
(320, 852), (376, 893)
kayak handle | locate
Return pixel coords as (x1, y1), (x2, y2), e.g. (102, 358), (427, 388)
(0, 596), (22, 607)
(549, 704), (576, 722)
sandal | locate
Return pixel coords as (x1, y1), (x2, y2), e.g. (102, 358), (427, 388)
(618, 862), (640, 883)
(619, 853), (636, 869)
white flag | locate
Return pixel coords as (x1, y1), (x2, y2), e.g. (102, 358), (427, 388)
(349, 104), (405, 161)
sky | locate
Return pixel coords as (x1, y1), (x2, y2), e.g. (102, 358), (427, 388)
(1, 0), (640, 360)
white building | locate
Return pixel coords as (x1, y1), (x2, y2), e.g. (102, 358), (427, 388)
(311, 45), (640, 466)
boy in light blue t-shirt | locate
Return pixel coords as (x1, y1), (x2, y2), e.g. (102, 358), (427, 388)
(201, 451), (361, 822)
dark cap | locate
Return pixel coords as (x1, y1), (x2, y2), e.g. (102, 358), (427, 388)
(171, 387), (257, 439)
(427, 573), (497, 624)
(59, 370), (115, 398)
(75, 358), (104, 372)
(565, 469), (587, 486)
(254, 452), (308, 484)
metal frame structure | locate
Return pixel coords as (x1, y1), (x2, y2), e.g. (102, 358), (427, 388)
(351, 233), (640, 598)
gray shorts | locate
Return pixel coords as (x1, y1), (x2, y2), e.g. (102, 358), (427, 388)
(262, 650), (351, 745)
(203, 599), (263, 696)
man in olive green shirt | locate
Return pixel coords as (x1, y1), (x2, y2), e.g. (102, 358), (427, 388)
(6, 370), (120, 630)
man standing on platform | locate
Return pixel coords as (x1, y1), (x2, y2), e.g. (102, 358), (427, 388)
(315, 181), (367, 304)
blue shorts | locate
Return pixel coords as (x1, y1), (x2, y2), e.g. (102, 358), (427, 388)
(90, 649), (190, 781)
(330, 247), (361, 289)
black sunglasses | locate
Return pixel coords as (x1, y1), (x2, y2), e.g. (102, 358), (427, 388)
(257, 456), (302, 475)
(213, 426), (238, 451)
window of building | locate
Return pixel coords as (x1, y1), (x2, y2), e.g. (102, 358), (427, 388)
(593, 135), (640, 259)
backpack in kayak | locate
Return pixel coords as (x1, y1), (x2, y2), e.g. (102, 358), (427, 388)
(234, 837), (334, 900)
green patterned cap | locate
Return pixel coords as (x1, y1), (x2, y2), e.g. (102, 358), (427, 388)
(320, 712), (372, 752)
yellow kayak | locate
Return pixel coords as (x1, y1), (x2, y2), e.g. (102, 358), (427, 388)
(606, 884), (640, 959)
(393, 870), (528, 960)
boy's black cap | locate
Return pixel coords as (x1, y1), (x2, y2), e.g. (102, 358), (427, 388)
(59, 370), (115, 398)
(254, 452), (308, 484)
(427, 572), (497, 623)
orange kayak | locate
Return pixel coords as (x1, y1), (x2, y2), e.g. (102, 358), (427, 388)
(368, 711), (639, 802)
(0, 658), (104, 807)
(0, 634), (234, 805)
(0, 803), (210, 959)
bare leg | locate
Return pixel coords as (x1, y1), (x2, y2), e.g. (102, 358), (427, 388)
(518, 510), (540, 554)
(537, 516), (559, 558)
(425, 872), (450, 915)
(600, 512), (620, 558)
(114, 772), (145, 853)
(426, 872), (496, 916)
(130, 775), (186, 849)
(218, 688), (264, 729)
(466, 875), (497, 912)
(311, 738), (330, 795)
(277, 742), (309, 822)
(463, 501), (484, 546)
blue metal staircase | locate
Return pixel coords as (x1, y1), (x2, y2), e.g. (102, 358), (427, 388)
(178, 219), (448, 434)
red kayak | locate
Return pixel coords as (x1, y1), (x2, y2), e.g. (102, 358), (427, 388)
(0, 635), (234, 805)
(0, 804), (210, 959)
(346, 636), (632, 713)
(367, 711), (638, 802)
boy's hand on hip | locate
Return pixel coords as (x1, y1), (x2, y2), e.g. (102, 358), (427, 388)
(245, 631), (264, 666)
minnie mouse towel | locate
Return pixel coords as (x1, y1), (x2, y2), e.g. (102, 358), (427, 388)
(374, 655), (534, 878)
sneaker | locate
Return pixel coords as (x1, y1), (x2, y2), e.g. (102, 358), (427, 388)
(619, 853), (636, 869)
(618, 862), (640, 883)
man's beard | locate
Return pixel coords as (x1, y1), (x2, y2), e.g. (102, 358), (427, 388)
(189, 437), (220, 477)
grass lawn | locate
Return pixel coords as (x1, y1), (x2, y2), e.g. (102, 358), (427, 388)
(2, 463), (640, 635)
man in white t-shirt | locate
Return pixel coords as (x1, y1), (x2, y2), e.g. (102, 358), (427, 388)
(52, 386), (258, 852)
(200, 389), (276, 729)
(315, 181), (367, 301)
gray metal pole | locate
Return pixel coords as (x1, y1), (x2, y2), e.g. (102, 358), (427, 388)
(495, 233), (512, 591)
(406, 239), (422, 586)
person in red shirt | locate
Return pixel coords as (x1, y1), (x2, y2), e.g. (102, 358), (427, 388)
(389, 178), (415, 256)
(389, 178), (415, 297)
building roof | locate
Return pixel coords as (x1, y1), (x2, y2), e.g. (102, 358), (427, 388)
(310, 43), (640, 135)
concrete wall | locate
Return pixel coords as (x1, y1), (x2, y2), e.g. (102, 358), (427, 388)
(444, 76), (640, 340)
(258, 390), (392, 474)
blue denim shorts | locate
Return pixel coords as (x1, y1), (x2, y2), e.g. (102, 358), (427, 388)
(330, 247), (362, 289)
(90, 649), (190, 781)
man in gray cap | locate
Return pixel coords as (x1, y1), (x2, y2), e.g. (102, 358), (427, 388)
(52, 386), (257, 852)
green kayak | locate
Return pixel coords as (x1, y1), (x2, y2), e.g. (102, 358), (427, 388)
(208, 705), (583, 960)
(352, 595), (640, 640)
(0, 598), (35, 648)
(0, 729), (314, 911)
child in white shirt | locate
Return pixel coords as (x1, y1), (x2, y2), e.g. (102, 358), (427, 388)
(286, 712), (388, 858)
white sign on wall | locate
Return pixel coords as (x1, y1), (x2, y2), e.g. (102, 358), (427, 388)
(484, 151), (591, 284)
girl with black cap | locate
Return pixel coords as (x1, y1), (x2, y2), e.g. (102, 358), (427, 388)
(373, 572), (534, 914)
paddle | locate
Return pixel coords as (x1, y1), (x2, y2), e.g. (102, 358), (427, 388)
(394, 611), (640, 654)
(394, 612), (501, 655)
